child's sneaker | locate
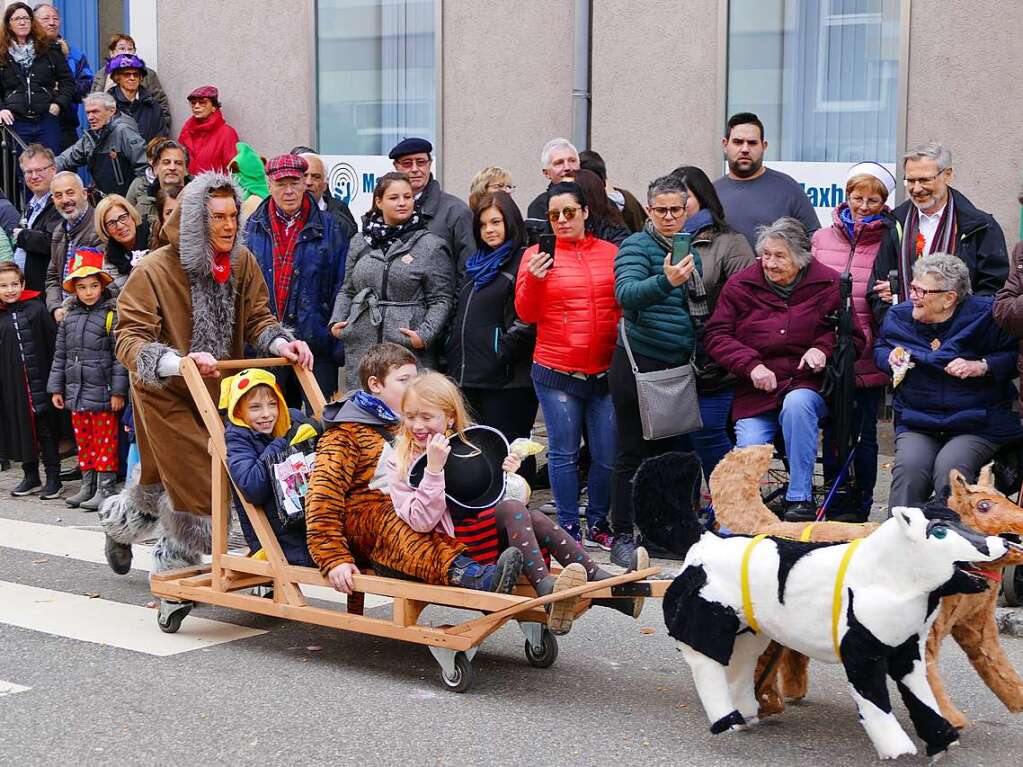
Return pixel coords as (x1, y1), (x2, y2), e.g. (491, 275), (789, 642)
(448, 548), (523, 594)
(585, 526), (613, 551)
(546, 562), (587, 636)
(11, 466), (41, 497)
(39, 475), (63, 500)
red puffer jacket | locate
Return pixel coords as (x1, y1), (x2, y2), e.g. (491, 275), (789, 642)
(178, 109), (240, 175)
(515, 234), (620, 374)
(811, 204), (891, 388)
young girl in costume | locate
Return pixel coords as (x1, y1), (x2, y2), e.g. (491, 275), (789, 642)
(388, 372), (649, 635)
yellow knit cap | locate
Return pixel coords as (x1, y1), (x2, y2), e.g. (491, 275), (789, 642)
(218, 368), (290, 437)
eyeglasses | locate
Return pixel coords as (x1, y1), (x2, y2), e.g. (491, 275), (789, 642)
(848, 195), (884, 207)
(104, 212), (132, 230)
(9, 14), (32, 23)
(908, 284), (951, 298)
(487, 183), (516, 193)
(22, 163), (54, 177)
(903, 171), (947, 187)
(395, 158), (430, 170)
(649, 205), (686, 219)
(118, 71), (142, 80)
(547, 207), (580, 223)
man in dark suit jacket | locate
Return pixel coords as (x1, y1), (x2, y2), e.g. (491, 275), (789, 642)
(11, 144), (64, 293)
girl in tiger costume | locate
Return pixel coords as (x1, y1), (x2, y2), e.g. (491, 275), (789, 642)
(305, 343), (523, 594)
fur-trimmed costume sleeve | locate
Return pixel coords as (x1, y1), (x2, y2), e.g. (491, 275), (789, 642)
(114, 263), (180, 388)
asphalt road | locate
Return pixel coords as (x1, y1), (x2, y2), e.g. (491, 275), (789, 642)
(3, 459), (1023, 767)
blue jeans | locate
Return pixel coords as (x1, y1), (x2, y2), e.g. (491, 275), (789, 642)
(534, 379), (617, 532)
(689, 389), (735, 482)
(13, 114), (61, 155)
(735, 388), (827, 502)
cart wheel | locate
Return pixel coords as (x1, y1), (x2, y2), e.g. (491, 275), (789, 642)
(524, 628), (559, 668)
(439, 651), (474, 693)
(157, 601), (192, 633)
(1003, 566), (1023, 607)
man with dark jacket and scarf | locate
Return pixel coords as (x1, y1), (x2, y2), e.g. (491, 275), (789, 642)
(55, 91), (147, 197)
(12, 144), (63, 292)
(868, 142), (1009, 325)
(245, 154), (349, 404)
(388, 137), (474, 275)
(99, 171), (312, 577)
(45, 171), (103, 319)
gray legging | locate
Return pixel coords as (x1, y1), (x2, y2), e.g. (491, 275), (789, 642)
(888, 431), (999, 510)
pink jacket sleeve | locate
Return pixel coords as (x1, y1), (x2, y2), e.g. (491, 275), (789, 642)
(386, 453), (455, 537)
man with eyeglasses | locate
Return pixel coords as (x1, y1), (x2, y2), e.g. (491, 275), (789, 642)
(388, 137), (474, 274)
(868, 142), (1008, 325)
(712, 112), (819, 250)
(33, 3), (93, 152)
(11, 144), (62, 292)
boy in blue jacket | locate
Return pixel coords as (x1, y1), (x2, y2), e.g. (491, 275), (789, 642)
(221, 368), (318, 567)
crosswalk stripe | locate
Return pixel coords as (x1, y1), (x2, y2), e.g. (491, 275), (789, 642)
(0, 680), (31, 697)
(0, 517), (391, 608)
(0, 581), (267, 657)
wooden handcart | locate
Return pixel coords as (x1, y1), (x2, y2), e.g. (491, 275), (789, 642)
(149, 357), (668, 692)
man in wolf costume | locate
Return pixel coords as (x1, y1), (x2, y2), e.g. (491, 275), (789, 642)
(99, 171), (312, 575)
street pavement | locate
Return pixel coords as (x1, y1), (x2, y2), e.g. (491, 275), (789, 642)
(3, 460), (1023, 766)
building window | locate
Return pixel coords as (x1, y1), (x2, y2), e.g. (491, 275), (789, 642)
(316, 0), (436, 156)
(726, 0), (901, 163)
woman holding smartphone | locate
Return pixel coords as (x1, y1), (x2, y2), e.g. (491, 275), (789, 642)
(514, 181), (619, 547)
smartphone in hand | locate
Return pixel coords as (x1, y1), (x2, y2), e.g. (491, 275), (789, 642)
(671, 232), (693, 266)
(539, 233), (557, 266)
(888, 269), (899, 301)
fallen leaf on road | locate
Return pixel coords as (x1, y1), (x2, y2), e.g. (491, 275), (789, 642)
(639, 627), (656, 634)
(85, 592), (101, 599)
(306, 645), (322, 652)
(32, 557), (48, 564)
(146, 601), (157, 609)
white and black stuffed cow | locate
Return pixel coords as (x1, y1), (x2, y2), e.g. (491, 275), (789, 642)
(661, 500), (1007, 761)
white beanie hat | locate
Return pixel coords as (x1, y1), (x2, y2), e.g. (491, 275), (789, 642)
(845, 162), (897, 197)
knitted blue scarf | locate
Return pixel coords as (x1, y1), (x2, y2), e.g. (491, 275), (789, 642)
(839, 205), (884, 241)
(352, 390), (399, 424)
(464, 240), (514, 289)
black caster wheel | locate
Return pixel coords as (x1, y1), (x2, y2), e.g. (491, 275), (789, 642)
(157, 601), (193, 633)
(440, 651), (474, 693)
(524, 628), (559, 668)
(1003, 565), (1023, 607)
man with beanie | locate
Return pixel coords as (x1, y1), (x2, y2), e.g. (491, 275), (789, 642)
(389, 137), (474, 275)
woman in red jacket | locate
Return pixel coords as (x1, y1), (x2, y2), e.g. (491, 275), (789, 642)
(177, 85), (239, 175)
(515, 181), (620, 545)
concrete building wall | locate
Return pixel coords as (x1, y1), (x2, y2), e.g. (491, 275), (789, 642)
(154, 0), (316, 157)
(590, 0), (723, 198)
(906, 0), (1022, 244)
(440, 0), (575, 211)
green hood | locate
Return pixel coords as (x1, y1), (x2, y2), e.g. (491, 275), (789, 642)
(231, 142), (269, 199)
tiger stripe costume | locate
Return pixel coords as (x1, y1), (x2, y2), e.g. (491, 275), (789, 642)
(305, 421), (464, 584)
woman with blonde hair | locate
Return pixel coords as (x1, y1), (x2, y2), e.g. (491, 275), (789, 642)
(468, 166), (514, 211)
(94, 194), (149, 287)
(387, 372), (647, 634)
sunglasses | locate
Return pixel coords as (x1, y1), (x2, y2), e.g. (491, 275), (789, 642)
(547, 207), (581, 223)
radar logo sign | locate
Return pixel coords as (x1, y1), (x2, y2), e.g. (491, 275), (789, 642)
(328, 162), (359, 207)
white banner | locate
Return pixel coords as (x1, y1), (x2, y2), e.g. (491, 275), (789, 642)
(765, 161), (898, 227)
(319, 155), (396, 225)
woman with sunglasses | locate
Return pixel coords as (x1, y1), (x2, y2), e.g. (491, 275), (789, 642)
(93, 194), (149, 289)
(515, 181), (619, 545)
(876, 253), (1022, 510)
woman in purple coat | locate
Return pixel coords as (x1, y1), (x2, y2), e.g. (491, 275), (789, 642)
(704, 217), (864, 522)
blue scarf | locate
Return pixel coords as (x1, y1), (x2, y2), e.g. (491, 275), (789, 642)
(683, 208), (715, 235)
(464, 240), (514, 289)
(352, 390), (399, 424)
(839, 205), (884, 241)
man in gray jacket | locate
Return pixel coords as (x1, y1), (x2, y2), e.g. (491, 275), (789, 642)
(45, 172), (102, 319)
(55, 92), (147, 197)
(389, 137), (475, 276)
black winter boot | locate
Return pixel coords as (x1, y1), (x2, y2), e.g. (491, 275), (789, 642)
(39, 472), (63, 500)
(80, 472), (117, 511)
(66, 470), (97, 507)
(11, 462), (41, 496)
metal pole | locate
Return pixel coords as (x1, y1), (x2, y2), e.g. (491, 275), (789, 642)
(571, 0), (591, 151)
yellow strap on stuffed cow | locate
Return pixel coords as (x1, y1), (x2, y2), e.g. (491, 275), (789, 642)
(740, 534), (768, 633)
(831, 538), (863, 659)
(799, 523), (817, 542)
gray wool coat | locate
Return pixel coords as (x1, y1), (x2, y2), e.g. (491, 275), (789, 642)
(47, 294), (128, 412)
(331, 228), (454, 391)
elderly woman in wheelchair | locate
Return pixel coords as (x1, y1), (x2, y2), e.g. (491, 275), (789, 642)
(704, 217), (865, 523)
(876, 253), (1023, 509)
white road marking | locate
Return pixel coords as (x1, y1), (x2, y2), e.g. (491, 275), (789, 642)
(0, 680), (31, 697)
(0, 517), (390, 608)
(0, 581), (267, 657)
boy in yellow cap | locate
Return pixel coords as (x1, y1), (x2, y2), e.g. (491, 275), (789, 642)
(221, 369), (319, 566)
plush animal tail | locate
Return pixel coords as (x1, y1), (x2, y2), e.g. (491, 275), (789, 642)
(632, 451), (705, 559)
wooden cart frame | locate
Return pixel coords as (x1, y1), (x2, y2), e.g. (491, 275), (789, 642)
(149, 357), (668, 691)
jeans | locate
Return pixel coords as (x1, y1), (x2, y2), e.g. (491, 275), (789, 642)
(823, 385), (881, 504)
(689, 388), (735, 482)
(889, 431), (999, 510)
(534, 378), (617, 532)
(735, 388), (827, 502)
(13, 115), (61, 155)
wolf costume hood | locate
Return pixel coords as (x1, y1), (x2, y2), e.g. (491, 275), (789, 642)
(101, 172), (294, 574)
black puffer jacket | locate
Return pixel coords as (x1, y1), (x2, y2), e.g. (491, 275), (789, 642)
(0, 45), (74, 120)
(109, 85), (170, 143)
(445, 247), (536, 389)
(46, 294), (128, 412)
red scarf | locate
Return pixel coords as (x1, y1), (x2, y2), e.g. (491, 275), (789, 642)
(269, 195), (311, 319)
(211, 250), (232, 283)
